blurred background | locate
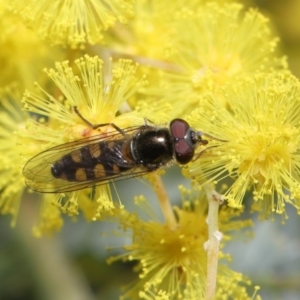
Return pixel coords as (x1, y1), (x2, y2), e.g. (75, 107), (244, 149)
(1, 1), (300, 299)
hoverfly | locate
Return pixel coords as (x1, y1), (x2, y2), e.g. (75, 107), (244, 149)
(23, 107), (215, 193)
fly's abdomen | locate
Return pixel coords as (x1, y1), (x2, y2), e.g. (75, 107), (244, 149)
(51, 141), (131, 182)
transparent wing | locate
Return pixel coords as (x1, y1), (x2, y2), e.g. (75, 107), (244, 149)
(23, 126), (151, 193)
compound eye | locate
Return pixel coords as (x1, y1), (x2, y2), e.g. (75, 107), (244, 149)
(174, 139), (195, 164)
(170, 119), (190, 138)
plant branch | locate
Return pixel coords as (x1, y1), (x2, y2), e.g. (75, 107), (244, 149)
(149, 173), (177, 229)
(204, 183), (224, 300)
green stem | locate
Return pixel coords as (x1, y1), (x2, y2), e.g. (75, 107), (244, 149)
(204, 184), (223, 300)
(149, 173), (177, 229)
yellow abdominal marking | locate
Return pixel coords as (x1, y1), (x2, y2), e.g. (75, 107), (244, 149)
(76, 168), (87, 180)
(71, 151), (82, 163)
(90, 143), (101, 158)
(94, 164), (105, 177)
(112, 164), (120, 174)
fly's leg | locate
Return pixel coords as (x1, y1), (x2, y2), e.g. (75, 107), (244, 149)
(73, 106), (125, 135)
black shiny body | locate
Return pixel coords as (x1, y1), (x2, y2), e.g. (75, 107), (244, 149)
(23, 118), (208, 193)
(131, 127), (173, 168)
(51, 126), (174, 182)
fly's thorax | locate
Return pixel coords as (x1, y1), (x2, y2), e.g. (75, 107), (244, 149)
(131, 127), (173, 165)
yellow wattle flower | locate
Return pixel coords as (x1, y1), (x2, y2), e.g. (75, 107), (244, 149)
(108, 190), (256, 300)
(10, 0), (133, 48)
(0, 6), (62, 90)
(0, 87), (25, 226)
(23, 56), (147, 145)
(0, 86), (64, 233)
(32, 194), (64, 237)
(185, 72), (300, 217)
(159, 3), (287, 116)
